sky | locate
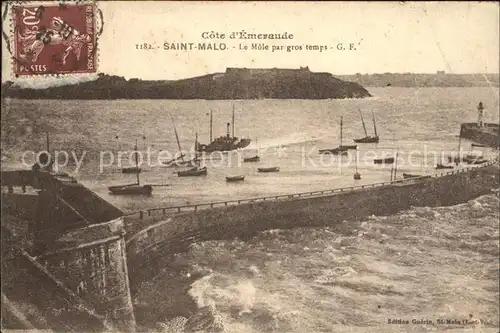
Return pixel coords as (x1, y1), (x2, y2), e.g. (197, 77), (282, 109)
(2, 1), (499, 87)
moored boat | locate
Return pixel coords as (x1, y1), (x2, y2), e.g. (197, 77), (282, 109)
(403, 173), (421, 179)
(197, 106), (251, 152)
(122, 166), (141, 174)
(354, 109), (379, 143)
(109, 140), (153, 195)
(318, 147), (348, 155)
(374, 157), (395, 164)
(226, 175), (245, 182)
(243, 155), (260, 162)
(318, 116), (350, 155)
(177, 166), (207, 177)
(108, 184), (152, 195)
(258, 167), (280, 173)
(436, 163), (454, 169)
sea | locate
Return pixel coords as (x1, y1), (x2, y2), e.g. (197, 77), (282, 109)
(1, 87), (499, 332)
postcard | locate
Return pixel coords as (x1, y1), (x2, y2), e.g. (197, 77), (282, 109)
(1, 1), (499, 332)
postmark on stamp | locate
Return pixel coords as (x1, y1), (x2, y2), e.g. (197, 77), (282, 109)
(11, 1), (98, 76)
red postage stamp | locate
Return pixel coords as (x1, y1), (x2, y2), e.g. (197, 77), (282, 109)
(12, 2), (97, 76)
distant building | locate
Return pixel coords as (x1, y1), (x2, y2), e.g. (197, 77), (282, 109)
(437, 71), (445, 75)
(225, 66), (310, 76)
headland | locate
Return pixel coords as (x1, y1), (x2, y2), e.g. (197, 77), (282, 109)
(1, 67), (371, 100)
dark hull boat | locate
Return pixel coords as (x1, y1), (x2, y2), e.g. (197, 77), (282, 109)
(354, 136), (379, 143)
(354, 109), (379, 143)
(403, 173), (432, 180)
(161, 156), (199, 168)
(226, 175), (245, 182)
(108, 184), (152, 195)
(318, 116), (351, 155)
(374, 157), (395, 164)
(436, 164), (454, 169)
(243, 155), (260, 162)
(318, 148), (348, 155)
(111, 140), (153, 195)
(198, 138), (251, 152)
(177, 166), (207, 177)
(447, 154), (483, 165)
(258, 167), (280, 173)
(122, 167), (141, 174)
(197, 106), (251, 152)
(403, 173), (422, 179)
(403, 173), (420, 179)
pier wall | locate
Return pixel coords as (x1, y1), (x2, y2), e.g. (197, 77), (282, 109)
(460, 123), (500, 148)
(1, 171), (136, 332)
(35, 217), (136, 332)
(125, 165), (499, 293)
(1, 193), (37, 221)
(2, 225), (111, 331)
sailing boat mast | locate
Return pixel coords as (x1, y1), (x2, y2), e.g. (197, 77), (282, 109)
(194, 132), (200, 162)
(232, 105), (235, 138)
(355, 149), (358, 173)
(134, 139), (140, 185)
(456, 135), (462, 165)
(359, 109), (368, 137)
(46, 132), (50, 152)
(393, 151), (399, 181)
(371, 110), (378, 137)
(209, 109), (213, 142)
(171, 116), (184, 161)
(340, 116), (343, 147)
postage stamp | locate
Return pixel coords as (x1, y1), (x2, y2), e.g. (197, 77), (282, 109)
(11, 1), (97, 76)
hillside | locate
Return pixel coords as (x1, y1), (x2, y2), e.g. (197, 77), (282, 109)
(2, 67), (371, 100)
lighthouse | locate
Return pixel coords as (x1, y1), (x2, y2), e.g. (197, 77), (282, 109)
(477, 101), (485, 128)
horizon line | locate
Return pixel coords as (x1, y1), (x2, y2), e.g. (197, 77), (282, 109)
(3, 69), (499, 85)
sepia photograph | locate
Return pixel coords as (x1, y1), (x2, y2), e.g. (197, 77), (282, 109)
(1, 1), (499, 332)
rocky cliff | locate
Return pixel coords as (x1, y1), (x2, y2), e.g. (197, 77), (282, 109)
(2, 67), (371, 100)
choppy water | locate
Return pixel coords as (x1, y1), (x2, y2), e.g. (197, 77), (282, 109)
(137, 194), (499, 333)
(1, 87), (499, 332)
(1, 87), (499, 212)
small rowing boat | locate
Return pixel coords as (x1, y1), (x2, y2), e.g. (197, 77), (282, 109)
(258, 167), (280, 173)
(108, 183), (152, 195)
(374, 157), (394, 164)
(436, 163), (454, 169)
(177, 166), (207, 177)
(122, 166), (141, 174)
(243, 155), (260, 162)
(402, 173), (420, 179)
(226, 175), (245, 182)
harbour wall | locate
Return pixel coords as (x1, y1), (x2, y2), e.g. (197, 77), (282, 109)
(1, 171), (136, 332)
(460, 123), (500, 148)
(125, 164), (499, 294)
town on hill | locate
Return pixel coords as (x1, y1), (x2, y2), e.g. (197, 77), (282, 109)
(336, 72), (499, 87)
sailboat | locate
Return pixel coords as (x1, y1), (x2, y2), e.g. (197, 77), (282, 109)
(161, 118), (199, 167)
(197, 106), (252, 152)
(354, 109), (379, 143)
(243, 138), (260, 162)
(319, 116), (349, 155)
(108, 140), (152, 195)
(177, 132), (201, 167)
